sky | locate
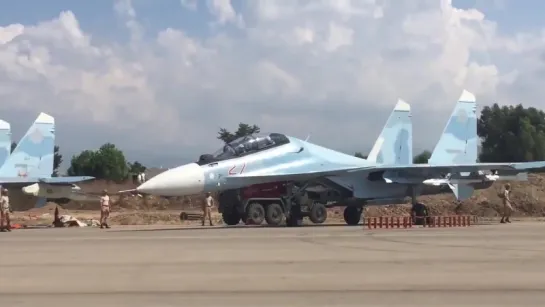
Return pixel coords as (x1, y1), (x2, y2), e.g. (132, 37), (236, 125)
(1, 0), (544, 171)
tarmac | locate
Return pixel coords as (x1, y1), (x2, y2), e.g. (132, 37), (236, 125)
(1, 222), (545, 307)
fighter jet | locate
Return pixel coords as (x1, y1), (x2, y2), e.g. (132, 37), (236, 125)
(0, 112), (95, 208)
(0, 119), (11, 166)
(136, 89), (545, 226)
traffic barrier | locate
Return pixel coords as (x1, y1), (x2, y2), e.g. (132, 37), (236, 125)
(364, 215), (475, 229)
(365, 216), (413, 229)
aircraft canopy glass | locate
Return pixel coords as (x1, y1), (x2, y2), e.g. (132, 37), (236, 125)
(212, 133), (290, 160)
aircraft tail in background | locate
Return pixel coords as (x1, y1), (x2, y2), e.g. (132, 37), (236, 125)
(429, 89), (478, 165)
(427, 89), (478, 200)
(367, 99), (413, 165)
(0, 119), (10, 166)
(0, 112), (55, 178)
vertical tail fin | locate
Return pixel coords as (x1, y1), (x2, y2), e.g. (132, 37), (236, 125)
(0, 120), (10, 166)
(367, 99), (413, 165)
(0, 112), (55, 178)
(429, 89), (478, 165)
(429, 89), (478, 201)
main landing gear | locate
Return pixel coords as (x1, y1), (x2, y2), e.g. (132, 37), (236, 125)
(343, 206), (362, 226)
(408, 185), (430, 225)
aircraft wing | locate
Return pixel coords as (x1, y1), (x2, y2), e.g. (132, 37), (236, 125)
(0, 176), (95, 187)
(224, 161), (545, 186)
(362, 161), (545, 174)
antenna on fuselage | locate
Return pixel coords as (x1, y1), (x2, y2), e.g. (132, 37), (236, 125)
(304, 134), (311, 142)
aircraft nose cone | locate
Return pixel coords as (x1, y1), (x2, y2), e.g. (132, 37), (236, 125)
(136, 163), (205, 196)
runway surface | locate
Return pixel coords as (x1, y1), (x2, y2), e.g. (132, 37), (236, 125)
(2, 222), (545, 306)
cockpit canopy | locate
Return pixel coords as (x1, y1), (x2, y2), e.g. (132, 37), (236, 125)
(198, 133), (290, 164)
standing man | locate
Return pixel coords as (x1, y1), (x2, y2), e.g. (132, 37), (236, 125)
(100, 189), (111, 229)
(500, 183), (513, 224)
(0, 188), (11, 232)
(202, 192), (214, 226)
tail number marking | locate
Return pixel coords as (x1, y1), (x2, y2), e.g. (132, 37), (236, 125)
(228, 163), (246, 175)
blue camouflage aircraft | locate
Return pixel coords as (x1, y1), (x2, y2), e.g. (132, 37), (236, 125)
(135, 90), (544, 226)
(0, 119), (11, 167)
(0, 112), (95, 208)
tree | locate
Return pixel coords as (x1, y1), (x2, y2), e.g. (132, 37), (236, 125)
(218, 123), (261, 143)
(354, 152), (367, 159)
(67, 143), (130, 182)
(67, 150), (97, 177)
(413, 150), (431, 164)
(128, 161), (146, 175)
(478, 104), (545, 163)
(10, 142), (62, 176)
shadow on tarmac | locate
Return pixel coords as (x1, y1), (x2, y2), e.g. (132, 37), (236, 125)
(111, 222), (357, 233)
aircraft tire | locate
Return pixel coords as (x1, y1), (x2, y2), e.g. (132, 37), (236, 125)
(343, 206), (361, 226)
(309, 202), (327, 224)
(222, 211), (240, 226)
(246, 202), (265, 225)
(265, 203), (284, 226)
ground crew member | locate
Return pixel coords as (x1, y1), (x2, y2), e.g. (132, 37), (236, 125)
(500, 183), (513, 224)
(100, 189), (111, 229)
(0, 188), (11, 232)
(202, 192), (214, 226)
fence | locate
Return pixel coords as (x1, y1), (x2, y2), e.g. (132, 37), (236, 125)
(364, 215), (477, 229)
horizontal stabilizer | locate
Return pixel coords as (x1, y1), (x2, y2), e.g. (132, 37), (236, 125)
(40, 176), (95, 184)
(0, 175), (94, 186)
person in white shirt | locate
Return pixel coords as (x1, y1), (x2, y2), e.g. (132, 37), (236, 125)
(202, 192), (214, 226)
(0, 188), (11, 232)
(100, 189), (111, 229)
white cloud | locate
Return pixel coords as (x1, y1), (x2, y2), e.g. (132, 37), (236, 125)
(206, 0), (244, 27)
(180, 0), (198, 11)
(0, 0), (544, 165)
